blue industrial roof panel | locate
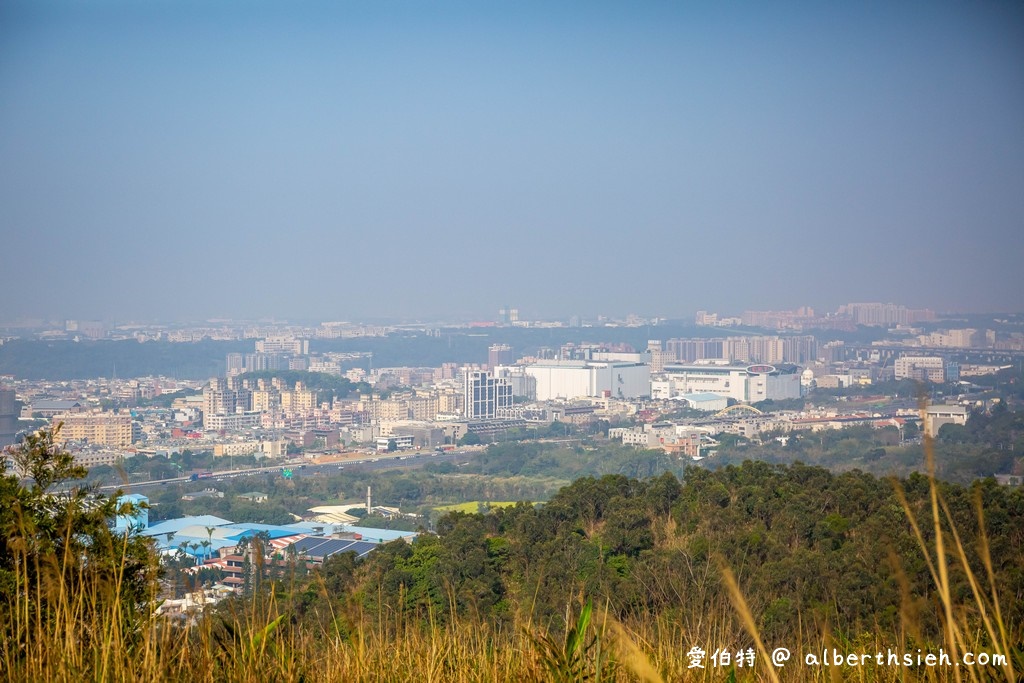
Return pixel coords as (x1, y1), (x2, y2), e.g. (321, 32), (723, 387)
(142, 515), (234, 538)
(337, 526), (418, 543)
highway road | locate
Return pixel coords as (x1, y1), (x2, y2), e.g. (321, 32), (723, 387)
(97, 449), (482, 494)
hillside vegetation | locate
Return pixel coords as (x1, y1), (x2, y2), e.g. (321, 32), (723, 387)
(2, 428), (1021, 681)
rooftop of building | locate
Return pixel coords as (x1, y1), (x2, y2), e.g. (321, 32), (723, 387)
(678, 392), (729, 403)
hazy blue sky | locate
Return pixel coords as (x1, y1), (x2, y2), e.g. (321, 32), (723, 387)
(2, 1), (1022, 323)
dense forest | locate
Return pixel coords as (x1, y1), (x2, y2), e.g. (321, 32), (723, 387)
(0, 338), (250, 380)
(712, 407), (1024, 484)
(254, 463), (1024, 645)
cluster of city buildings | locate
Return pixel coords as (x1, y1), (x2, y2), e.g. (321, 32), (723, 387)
(610, 402), (972, 456)
(696, 302), (936, 332)
(1, 340), (807, 465)
(2, 302), (1017, 468)
(2, 319), (397, 343)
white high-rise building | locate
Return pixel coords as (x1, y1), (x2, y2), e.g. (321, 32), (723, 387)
(464, 371), (513, 419)
(255, 337), (310, 355)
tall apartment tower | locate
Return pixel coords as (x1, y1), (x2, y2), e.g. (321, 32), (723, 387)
(488, 344), (515, 368)
(225, 353), (245, 376)
(464, 371), (513, 420)
(202, 377), (251, 421)
(647, 340), (667, 373)
(0, 387), (19, 448)
(497, 307), (520, 325)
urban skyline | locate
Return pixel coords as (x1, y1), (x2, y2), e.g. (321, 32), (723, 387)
(0, 300), (1011, 331)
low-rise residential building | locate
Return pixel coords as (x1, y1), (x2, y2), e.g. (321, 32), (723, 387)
(375, 434), (415, 451)
(72, 449), (123, 468)
(894, 356), (949, 383)
(181, 488), (224, 501)
(204, 411), (262, 432)
(52, 410), (134, 447)
(611, 423), (716, 459)
(212, 439), (288, 458)
(923, 404), (970, 437)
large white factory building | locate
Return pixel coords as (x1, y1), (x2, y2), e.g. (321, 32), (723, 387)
(652, 363), (801, 403)
(510, 360), (651, 401)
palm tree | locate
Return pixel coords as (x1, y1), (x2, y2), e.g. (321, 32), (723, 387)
(205, 526), (216, 559)
(163, 532), (178, 595)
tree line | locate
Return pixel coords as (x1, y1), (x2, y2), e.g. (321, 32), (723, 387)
(258, 461), (1023, 647)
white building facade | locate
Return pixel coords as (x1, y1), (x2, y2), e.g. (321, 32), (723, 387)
(656, 364), (801, 403)
(464, 371), (513, 419)
(523, 360), (650, 401)
(894, 356), (947, 382)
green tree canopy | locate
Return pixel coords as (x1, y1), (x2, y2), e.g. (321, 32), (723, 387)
(0, 427), (160, 648)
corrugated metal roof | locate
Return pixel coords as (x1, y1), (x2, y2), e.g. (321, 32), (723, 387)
(269, 535), (306, 551)
(289, 537), (377, 560)
(33, 400), (83, 410)
(142, 515), (234, 538)
(222, 524), (305, 542)
(336, 526), (418, 543)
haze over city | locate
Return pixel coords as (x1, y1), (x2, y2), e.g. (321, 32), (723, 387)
(2, 1), (1022, 323)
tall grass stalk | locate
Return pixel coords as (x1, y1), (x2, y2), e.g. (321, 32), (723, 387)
(888, 400), (1017, 683)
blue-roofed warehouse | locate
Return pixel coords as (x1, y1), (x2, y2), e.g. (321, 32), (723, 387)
(289, 537), (379, 563)
(143, 514), (417, 567)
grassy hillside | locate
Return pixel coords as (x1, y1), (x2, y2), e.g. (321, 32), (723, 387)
(2, 429), (1020, 681)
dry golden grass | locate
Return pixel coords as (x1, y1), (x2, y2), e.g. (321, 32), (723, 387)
(1, 563), (1017, 682)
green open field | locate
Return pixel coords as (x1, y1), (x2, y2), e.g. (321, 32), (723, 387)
(434, 501), (524, 513)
